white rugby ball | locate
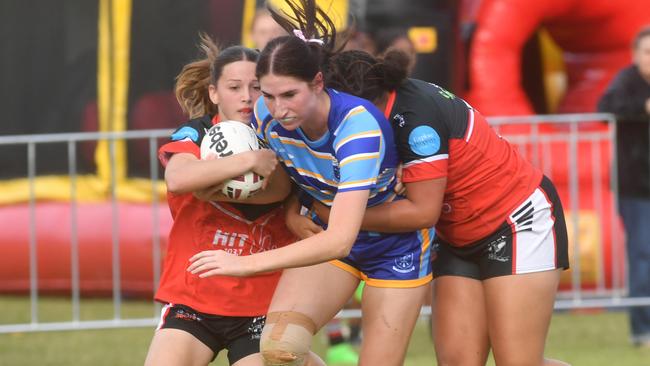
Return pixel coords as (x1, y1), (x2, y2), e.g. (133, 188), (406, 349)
(200, 120), (264, 200)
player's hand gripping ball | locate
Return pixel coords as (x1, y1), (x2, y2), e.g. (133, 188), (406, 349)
(200, 121), (264, 200)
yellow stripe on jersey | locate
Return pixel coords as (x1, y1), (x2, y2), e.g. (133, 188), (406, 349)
(282, 159), (338, 186)
(339, 152), (380, 167)
(333, 106), (368, 136)
(338, 178), (378, 190)
(334, 130), (382, 152)
(297, 185), (334, 205)
(270, 133), (335, 160)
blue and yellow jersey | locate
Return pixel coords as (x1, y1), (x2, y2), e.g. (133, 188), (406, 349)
(253, 88), (398, 207)
(254, 89), (433, 288)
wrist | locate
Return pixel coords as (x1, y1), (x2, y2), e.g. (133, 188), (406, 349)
(245, 253), (263, 274)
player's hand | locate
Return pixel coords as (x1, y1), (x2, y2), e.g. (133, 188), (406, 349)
(187, 250), (254, 277)
(645, 98), (650, 114)
(394, 164), (406, 195)
(312, 200), (331, 224)
(249, 149), (278, 179)
(193, 183), (224, 201)
(286, 211), (323, 239)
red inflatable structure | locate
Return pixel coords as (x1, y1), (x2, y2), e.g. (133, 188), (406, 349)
(465, 0), (649, 291)
(0, 202), (172, 298)
(466, 0), (650, 115)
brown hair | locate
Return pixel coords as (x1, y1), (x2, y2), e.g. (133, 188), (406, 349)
(256, 0), (345, 82)
(175, 33), (260, 119)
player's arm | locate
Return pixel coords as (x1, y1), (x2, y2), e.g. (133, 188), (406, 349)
(164, 149), (277, 194)
(313, 177), (445, 232)
(361, 177), (445, 232)
(188, 189), (368, 276)
(194, 165), (292, 204)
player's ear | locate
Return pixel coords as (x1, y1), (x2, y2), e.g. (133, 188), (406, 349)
(208, 84), (219, 105)
(310, 72), (324, 92)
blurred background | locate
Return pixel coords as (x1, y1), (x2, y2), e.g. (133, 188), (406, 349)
(1, 0), (649, 364)
(2, 0), (648, 190)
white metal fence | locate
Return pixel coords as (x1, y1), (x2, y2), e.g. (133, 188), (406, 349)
(0, 113), (648, 333)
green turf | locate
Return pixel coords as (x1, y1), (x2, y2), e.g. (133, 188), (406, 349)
(1, 296), (649, 365)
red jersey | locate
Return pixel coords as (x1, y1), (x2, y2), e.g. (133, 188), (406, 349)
(387, 80), (542, 246)
(155, 115), (295, 316)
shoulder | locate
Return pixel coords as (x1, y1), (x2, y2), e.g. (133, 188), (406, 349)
(169, 115), (212, 143)
(394, 79), (468, 129)
(329, 89), (386, 128)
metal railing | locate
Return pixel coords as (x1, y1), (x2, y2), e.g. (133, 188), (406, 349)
(0, 113), (648, 333)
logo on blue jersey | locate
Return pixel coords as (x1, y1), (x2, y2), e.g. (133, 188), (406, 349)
(392, 253), (415, 273)
(332, 158), (340, 180)
(171, 126), (199, 142)
(408, 126), (440, 156)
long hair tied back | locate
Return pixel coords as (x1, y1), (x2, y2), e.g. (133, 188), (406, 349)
(268, 0), (339, 53)
(325, 49), (410, 102)
(175, 33), (220, 119)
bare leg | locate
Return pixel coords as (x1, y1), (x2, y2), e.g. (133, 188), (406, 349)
(144, 328), (214, 366)
(484, 269), (562, 366)
(432, 276), (490, 366)
(358, 283), (429, 366)
(263, 262), (360, 365)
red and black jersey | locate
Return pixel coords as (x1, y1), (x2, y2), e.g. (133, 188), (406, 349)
(386, 79), (542, 246)
(156, 115), (293, 316)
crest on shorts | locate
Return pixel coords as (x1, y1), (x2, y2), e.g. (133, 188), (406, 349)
(487, 236), (509, 262)
(248, 316), (265, 340)
(393, 253), (416, 273)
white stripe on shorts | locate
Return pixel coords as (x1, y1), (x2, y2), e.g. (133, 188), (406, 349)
(156, 303), (173, 330)
(508, 187), (557, 274)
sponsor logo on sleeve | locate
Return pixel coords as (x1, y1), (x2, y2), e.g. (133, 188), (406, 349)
(171, 126), (199, 142)
(408, 125), (440, 156)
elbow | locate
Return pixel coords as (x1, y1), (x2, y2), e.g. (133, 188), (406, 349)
(334, 246), (352, 259)
(328, 233), (355, 258)
(165, 176), (190, 195)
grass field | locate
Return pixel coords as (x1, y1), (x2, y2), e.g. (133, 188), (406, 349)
(1, 296), (650, 365)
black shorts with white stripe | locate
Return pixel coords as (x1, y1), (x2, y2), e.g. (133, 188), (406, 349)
(432, 176), (569, 280)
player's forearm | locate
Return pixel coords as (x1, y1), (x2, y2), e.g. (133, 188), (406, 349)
(165, 153), (255, 194)
(362, 199), (438, 233)
(245, 191), (366, 272)
(246, 228), (353, 272)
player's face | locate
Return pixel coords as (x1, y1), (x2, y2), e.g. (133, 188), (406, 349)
(634, 35), (650, 80)
(259, 73), (321, 131)
(209, 60), (260, 123)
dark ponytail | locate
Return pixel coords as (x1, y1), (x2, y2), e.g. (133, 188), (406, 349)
(324, 49), (409, 102)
